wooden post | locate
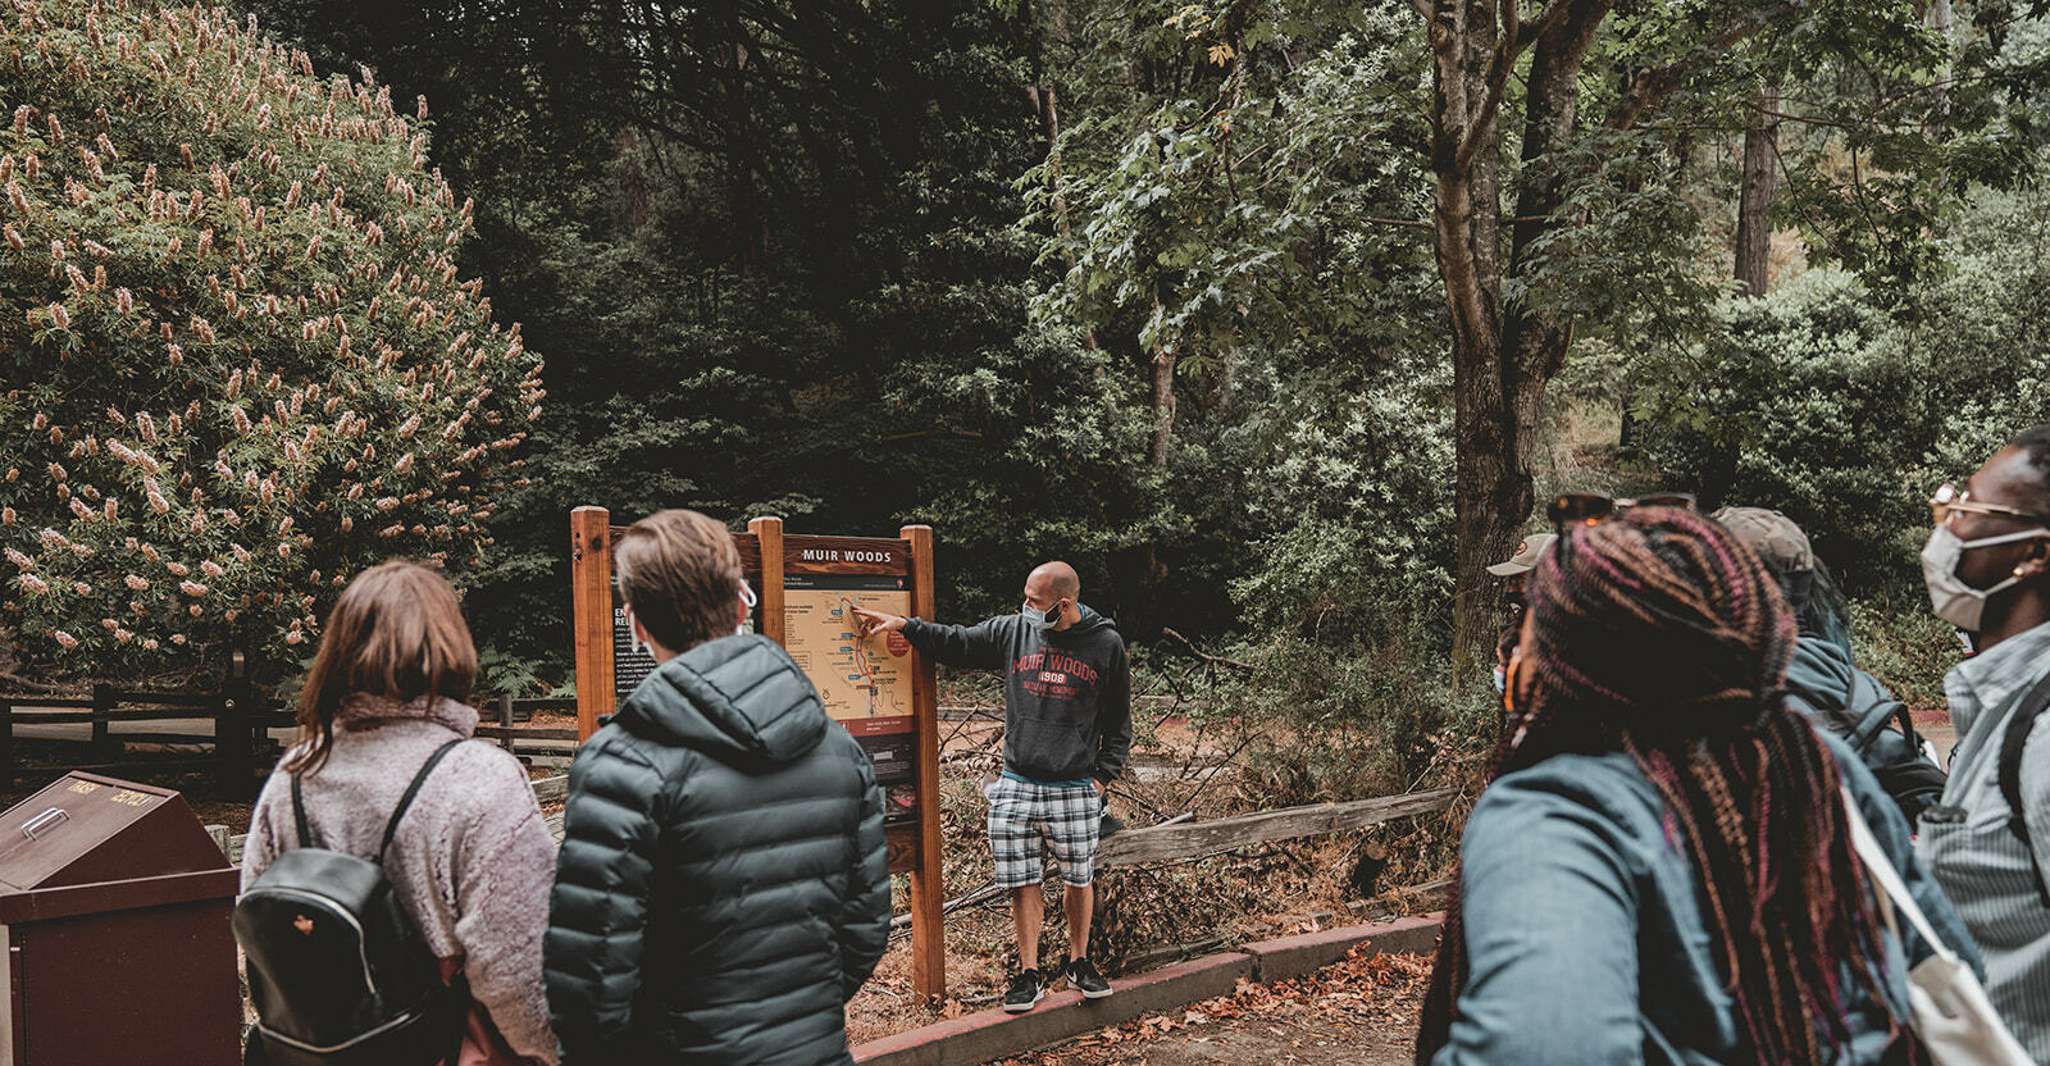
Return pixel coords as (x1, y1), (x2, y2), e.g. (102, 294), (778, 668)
(498, 694), (517, 755)
(0, 699), (13, 791)
(570, 506), (613, 742)
(90, 683), (112, 761)
(747, 516), (786, 643)
(902, 524), (946, 1000)
(217, 674), (254, 798)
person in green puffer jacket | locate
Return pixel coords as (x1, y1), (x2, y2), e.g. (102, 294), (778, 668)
(544, 510), (891, 1066)
(1715, 507), (1947, 822)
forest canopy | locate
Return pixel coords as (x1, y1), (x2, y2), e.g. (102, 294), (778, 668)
(3, 0), (2047, 719)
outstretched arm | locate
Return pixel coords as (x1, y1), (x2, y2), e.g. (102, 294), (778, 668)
(854, 607), (1011, 670)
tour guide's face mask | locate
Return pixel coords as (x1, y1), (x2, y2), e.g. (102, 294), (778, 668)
(1921, 525), (2050, 632)
(1021, 596), (1066, 631)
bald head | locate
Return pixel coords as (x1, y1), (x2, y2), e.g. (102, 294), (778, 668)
(1027, 561), (1080, 600)
(1024, 562), (1081, 631)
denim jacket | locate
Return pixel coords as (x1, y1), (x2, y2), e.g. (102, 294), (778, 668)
(1434, 728), (1980, 1065)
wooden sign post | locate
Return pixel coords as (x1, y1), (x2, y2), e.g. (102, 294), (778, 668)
(568, 506), (947, 998)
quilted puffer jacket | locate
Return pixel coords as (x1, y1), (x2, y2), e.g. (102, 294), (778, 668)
(543, 634), (890, 1066)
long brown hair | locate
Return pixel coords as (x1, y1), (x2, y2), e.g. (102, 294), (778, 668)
(284, 561), (478, 775)
(1417, 508), (1903, 1064)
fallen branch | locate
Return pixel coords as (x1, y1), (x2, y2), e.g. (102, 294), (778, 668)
(1158, 627), (1255, 671)
(889, 883), (1009, 940)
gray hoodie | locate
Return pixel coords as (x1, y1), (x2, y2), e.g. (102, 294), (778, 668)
(903, 605), (1131, 784)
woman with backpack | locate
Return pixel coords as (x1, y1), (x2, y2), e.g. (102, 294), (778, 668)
(1417, 505), (1982, 1065)
(239, 562), (559, 1065)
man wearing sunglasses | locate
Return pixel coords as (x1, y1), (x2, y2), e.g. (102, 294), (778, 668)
(853, 562), (1131, 1013)
(1915, 424), (2050, 1060)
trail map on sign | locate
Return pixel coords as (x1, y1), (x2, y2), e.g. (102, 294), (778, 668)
(784, 580), (915, 722)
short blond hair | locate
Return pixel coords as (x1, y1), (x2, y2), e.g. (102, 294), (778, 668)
(613, 509), (742, 654)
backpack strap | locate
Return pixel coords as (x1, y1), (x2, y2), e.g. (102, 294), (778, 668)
(1995, 669), (2050, 908)
(288, 772), (323, 850)
(1844, 671), (1915, 755)
(375, 738), (466, 866)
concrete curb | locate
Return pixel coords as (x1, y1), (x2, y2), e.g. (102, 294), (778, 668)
(1240, 912), (1445, 983)
(851, 913), (1446, 1066)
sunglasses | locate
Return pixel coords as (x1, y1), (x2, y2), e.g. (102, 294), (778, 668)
(1930, 483), (2050, 528)
(1545, 492), (1697, 533)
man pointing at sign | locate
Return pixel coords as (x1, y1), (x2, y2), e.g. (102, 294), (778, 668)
(855, 561), (1132, 1012)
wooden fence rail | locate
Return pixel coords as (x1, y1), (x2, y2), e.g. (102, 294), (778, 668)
(209, 779), (1456, 876)
(0, 690), (576, 797)
(0, 684), (293, 795)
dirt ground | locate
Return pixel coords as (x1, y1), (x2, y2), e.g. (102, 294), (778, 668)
(998, 948), (1431, 1066)
(842, 701), (1456, 1043)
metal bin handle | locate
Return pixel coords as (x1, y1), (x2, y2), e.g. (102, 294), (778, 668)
(20, 808), (67, 840)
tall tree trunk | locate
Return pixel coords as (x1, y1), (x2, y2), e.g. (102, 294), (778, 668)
(1028, 0), (1096, 351)
(1734, 82), (1778, 296)
(1432, 0), (1614, 685)
(1150, 347), (1178, 467)
(1491, 0), (1611, 593)
(1925, 0), (1954, 126)
(1429, 0), (1509, 687)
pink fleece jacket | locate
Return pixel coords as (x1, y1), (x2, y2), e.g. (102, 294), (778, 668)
(240, 695), (559, 1065)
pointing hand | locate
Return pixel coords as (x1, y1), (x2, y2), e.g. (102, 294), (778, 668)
(851, 606), (907, 636)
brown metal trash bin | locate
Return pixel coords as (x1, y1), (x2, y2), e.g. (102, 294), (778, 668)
(0, 772), (239, 1065)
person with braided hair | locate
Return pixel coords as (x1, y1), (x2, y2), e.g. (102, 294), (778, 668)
(1417, 505), (1978, 1066)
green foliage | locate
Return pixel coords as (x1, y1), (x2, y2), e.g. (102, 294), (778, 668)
(1228, 352), (1454, 643)
(228, 0), (2050, 730)
(1029, 13), (1434, 364)
(1628, 270), (1926, 581)
(0, 2), (540, 675)
(1631, 174), (2050, 592)
(1850, 596), (1964, 710)
(1208, 628), (1497, 801)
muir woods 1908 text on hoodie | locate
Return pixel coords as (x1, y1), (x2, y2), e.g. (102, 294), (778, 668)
(902, 605), (1131, 785)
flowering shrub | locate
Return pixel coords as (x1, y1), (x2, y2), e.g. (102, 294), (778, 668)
(0, 1), (542, 672)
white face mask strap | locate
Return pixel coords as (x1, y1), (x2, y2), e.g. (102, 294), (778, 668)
(1959, 527), (2050, 551)
(738, 579), (759, 609)
(1981, 574), (2025, 599)
(624, 604), (646, 656)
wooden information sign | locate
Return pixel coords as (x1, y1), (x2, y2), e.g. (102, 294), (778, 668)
(569, 508), (947, 998)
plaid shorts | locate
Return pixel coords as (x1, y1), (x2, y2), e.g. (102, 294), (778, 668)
(984, 774), (1102, 889)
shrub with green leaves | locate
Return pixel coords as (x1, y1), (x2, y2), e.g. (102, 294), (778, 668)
(0, 2), (541, 673)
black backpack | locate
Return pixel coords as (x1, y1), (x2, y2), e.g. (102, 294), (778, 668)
(1790, 669), (1948, 823)
(1995, 670), (2050, 908)
(1841, 670), (1949, 824)
(235, 739), (468, 1066)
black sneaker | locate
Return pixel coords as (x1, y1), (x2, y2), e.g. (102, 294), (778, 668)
(1002, 968), (1046, 1013)
(1066, 957), (1113, 1000)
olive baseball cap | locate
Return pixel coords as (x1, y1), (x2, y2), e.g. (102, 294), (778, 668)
(1712, 506), (1815, 573)
(1486, 533), (1558, 577)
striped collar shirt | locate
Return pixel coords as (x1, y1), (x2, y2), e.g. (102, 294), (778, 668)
(1919, 618), (2050, 1060)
